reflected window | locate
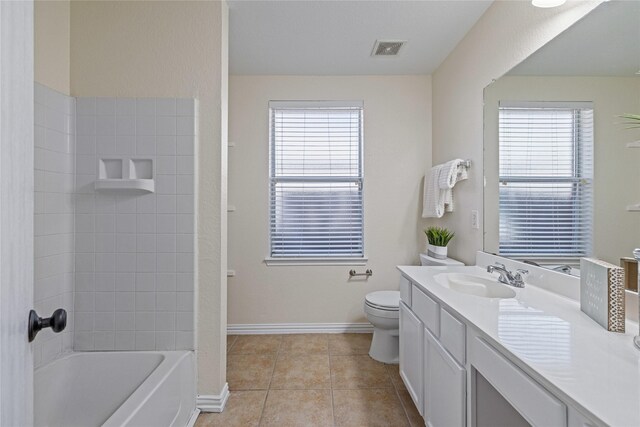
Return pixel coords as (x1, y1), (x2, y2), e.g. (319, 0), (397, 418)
(498, 101), (593, 260)
(268, 101), (364, 258)
(498, 299), (571, 369)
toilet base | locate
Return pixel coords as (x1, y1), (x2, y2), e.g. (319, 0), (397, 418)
(369, 328), (399, 364)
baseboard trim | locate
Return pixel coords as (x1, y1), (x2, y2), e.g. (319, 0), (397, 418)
(227, 322), (374, 335)
(197, 383), (230, 413)
(186, 409), (201, 427)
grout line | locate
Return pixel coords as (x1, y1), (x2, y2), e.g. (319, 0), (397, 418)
(389, 368), (413, 426)
(226, 334), (237, 354)
(388, 364), (419, 427)
(257, 335), (282, 426)
(328, 337), (337, 427)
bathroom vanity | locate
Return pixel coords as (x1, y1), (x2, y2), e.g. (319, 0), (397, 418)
(398, 252), (640, 427)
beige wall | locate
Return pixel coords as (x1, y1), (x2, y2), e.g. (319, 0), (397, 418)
(70, 0), (228, 396)
(431, 0), (602, 265)
(35, 0), (70, 94)
(228, 75), (431, 325)
(484, 76), (640, 265)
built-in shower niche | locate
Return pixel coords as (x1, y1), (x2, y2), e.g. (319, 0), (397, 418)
(95, 157), (155, 192)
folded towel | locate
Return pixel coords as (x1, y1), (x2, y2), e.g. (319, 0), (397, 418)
(439, 159), (468, 190)
(422, 165), (445, 218)
(422, 159), (468, 218)
(440, 159), (469, 213)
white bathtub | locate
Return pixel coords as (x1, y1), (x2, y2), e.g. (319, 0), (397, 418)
(35, 351), (196, 427)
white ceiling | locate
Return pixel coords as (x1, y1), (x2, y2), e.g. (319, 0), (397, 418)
(509, 0), (640, 77)
(228, 0), (493, 75)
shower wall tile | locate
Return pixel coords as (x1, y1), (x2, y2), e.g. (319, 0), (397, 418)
(34, 83), (76, 368)
(73, 97), (196, 351)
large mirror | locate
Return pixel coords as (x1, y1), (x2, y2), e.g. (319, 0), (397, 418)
(483, 0), (640, 282)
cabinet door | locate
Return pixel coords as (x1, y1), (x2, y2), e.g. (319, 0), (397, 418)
(399, 301), (423, 415)
(424, 329), (466, 427)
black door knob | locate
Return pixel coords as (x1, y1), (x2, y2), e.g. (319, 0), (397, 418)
(28, 308), (67, 342)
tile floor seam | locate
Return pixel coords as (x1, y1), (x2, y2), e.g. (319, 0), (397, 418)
(226, 335), (237, 354)
(258, 336), (284, 426)
(270, 335), (283, 389)
(328, 344), (337, 427)
(381, 363), (414, 425)
(390, 375), (413, 426)
(256, 389), (269, 427)
(257, 336), (281, 426)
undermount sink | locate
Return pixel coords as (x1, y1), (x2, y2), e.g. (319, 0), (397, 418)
(434, 273), (516, 299)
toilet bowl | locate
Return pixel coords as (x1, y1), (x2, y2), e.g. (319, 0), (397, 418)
(364, 291), (400, 364)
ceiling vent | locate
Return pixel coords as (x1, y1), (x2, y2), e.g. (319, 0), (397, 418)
(371, 40), (406, 57)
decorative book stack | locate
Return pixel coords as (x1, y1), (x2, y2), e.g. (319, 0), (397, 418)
(580, 258), (625, 333)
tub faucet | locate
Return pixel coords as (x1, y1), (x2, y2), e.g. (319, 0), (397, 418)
(487, 263), (528, 288)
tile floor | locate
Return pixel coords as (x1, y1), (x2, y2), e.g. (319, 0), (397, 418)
(195, 333), (423, 427)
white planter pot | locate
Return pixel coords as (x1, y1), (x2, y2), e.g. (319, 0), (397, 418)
(427, 244), (448, 260)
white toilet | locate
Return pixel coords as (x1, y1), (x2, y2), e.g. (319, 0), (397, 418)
(364, 255), (464, 364)
(364, 290), (400, 364)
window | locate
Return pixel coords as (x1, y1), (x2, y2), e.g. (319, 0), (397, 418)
(498, 101), (593, 260)
(268, 101), (364, 260)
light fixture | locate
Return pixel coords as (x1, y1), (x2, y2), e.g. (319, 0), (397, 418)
(532, 0), (566, 8)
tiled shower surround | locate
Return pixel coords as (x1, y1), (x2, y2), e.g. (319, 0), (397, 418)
(34, 83), (76, 367)
(73, 96), (196, 351)
(33, 84), (196, 358)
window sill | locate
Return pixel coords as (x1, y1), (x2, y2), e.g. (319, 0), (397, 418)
(264, 256), (368, 266)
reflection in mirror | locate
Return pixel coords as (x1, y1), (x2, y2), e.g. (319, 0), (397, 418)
(483, 0), (640, 285)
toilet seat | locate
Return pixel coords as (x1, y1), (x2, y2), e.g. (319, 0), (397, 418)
(365, 291), (400, 311)
(364, 303), (400, 319)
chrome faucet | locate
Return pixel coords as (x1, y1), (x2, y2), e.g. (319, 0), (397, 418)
(486, 263), (528, 288)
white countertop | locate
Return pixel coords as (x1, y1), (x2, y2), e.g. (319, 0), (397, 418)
(397, 263), (640, 427)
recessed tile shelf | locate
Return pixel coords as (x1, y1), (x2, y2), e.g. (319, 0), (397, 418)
(95, 157), (155, 192)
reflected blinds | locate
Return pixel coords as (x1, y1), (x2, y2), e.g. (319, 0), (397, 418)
(498, 101), (593, 259)
(269, 101), (364, 257)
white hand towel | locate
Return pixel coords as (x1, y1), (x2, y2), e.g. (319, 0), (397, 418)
(439, 159), (467, 190)
(422, 159), (468, 218)
(440, 159), (468, 213)
(422, 164), (446, 218)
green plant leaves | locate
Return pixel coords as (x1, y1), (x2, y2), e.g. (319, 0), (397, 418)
(619, 113), (640, 129)
(424, 227), (455, 247)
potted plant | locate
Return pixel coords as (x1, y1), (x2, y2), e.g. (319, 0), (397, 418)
(424, 227), (455, 260)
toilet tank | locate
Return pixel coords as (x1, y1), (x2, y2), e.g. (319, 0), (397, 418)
(419, 253), (464, 267)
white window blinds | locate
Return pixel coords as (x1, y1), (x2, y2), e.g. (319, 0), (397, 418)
(269, 101), (364, 258)
(498, 101), (593, 259)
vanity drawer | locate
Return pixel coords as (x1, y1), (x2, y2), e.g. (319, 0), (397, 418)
(471, 337), (566, 427)
(399, 275), (412, 307)
(412, 285), (439, 337)
(440, 308), (466, 364)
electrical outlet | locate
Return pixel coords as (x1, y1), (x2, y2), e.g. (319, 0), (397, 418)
(471, 210), (480, 229)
